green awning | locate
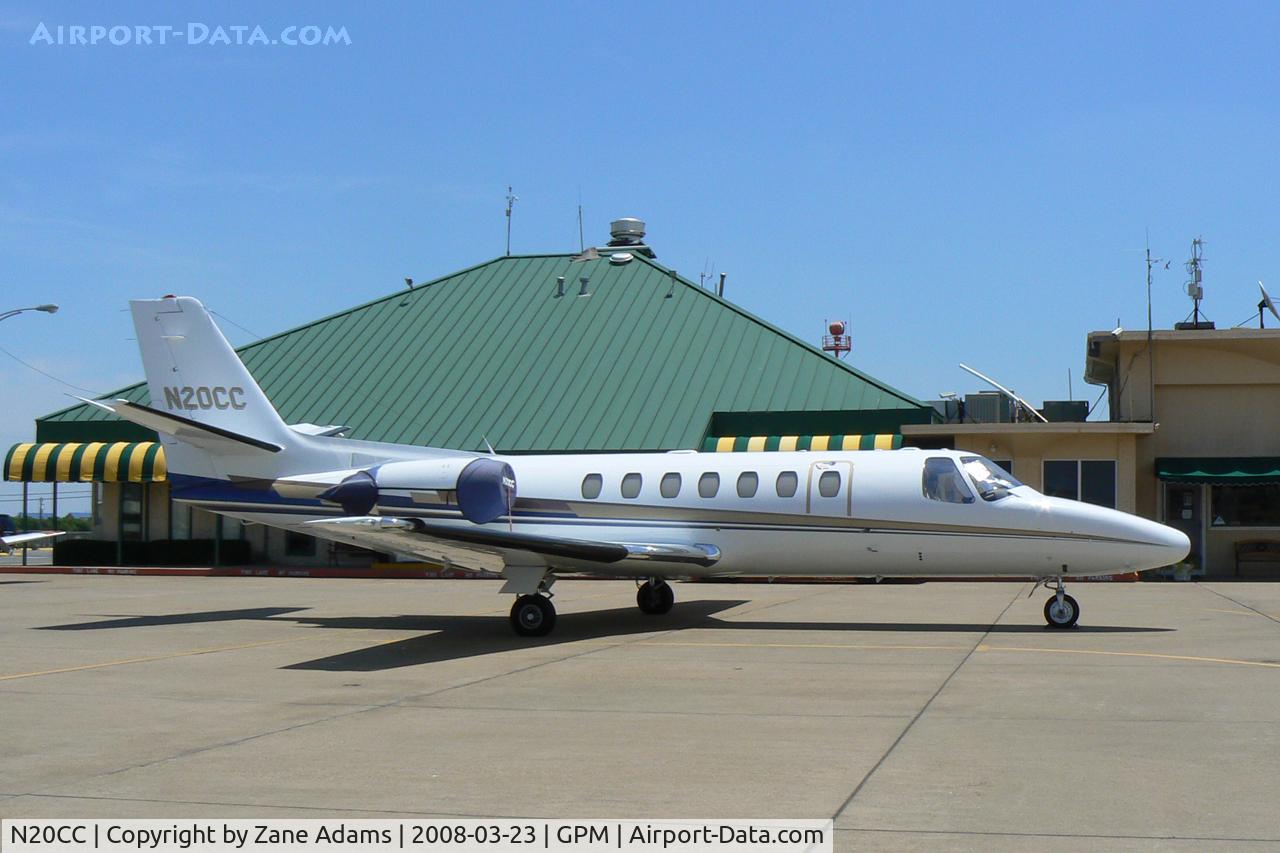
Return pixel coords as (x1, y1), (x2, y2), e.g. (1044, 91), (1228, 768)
(4, 442), (167, 483)
(1156, 457), (1280, 485)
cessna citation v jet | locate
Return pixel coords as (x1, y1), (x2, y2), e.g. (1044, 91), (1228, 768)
(86, 297), (1190, 637)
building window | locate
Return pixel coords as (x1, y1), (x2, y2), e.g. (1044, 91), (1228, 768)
(581, 474), (603, 499)
(776, 471), (798, 498)
(923, 457), (975, 504)
(818, 470), (841, 498)
(660, 473), (681, 498)
(1042, 460), (1116, 508)
(1211, 485), (1280, 527)
(698, 472), (720, 498)
(621, 472), (642, 499)
(285, 529), (317, 557)
(120, 483), (145, 540)
(736, 472), (758, 498)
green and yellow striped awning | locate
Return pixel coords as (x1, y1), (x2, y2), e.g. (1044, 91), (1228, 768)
(702, 434), (903, 452)
(4, 442), (167, 483)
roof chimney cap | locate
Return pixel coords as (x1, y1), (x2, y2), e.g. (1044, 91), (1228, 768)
(608, 217), (646, 246)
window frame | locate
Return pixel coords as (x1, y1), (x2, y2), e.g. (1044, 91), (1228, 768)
(698, 472), (720, 498)
(659, 472), (682, 499)
(1041, 459), (1117, 508)
(922, 457), (976, 505)
(620, 472), (643, 499)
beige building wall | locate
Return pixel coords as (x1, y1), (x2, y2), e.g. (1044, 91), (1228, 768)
(1087, 328), (1280, 577)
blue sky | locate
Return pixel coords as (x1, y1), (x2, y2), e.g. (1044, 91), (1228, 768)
(3, 1), (1280, 512)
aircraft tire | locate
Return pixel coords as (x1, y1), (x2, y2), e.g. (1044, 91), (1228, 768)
(637, 580), (675, 615)
(510, 594), (556, 637)
(1043, 593), (1080, 629)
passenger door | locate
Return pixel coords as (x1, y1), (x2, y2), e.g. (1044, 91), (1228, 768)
(806, 461), (853, 516)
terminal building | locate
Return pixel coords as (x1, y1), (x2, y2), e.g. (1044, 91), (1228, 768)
(905, 323), (1280, 579)
(5, 220), (932, 566)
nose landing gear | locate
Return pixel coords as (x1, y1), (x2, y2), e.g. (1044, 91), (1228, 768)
(1038, 576), (1079, 629)
(636, 578), (675, 615)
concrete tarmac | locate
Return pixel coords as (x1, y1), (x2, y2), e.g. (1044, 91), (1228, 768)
(1, 575), (1278, 851)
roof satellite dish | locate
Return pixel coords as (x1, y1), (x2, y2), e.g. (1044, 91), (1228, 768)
(1260, 281), (1280, 327)
(958, 363), (1049, 423)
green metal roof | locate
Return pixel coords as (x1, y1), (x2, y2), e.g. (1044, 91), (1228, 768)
(38, 253), (928, 452)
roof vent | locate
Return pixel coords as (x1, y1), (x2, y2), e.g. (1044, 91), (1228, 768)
(608, 218), (646, 246)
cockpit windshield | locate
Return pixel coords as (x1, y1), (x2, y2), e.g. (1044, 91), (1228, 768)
(961, 456), (1023, 501)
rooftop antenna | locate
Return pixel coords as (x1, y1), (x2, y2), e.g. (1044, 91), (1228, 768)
(1144, 232), (1166, 422)
(1185, 236), (1205, 323)
(504, 186), (518, 256)
(959, 363), (1048, 423)
(577, 203), (585, 253)
(1260, 281), (1280, 329)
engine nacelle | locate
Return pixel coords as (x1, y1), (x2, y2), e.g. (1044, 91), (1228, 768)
(305, 456), (516, 523)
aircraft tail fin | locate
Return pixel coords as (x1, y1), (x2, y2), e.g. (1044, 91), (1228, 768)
(127, 296), (294, 476)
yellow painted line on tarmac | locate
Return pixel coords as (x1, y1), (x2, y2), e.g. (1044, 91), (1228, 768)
(0, 628), (426, 683)
(630, 640), (971, 652)
(605, 638), (1280, 670)
(978, 645), (1280, 669)
(0, 636), (323, 682)
(1203, 607), (1280, 619)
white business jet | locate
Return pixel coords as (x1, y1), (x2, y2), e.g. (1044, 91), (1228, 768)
(85, 297), (1189, 636)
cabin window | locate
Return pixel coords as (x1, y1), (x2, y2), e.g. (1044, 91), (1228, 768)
(621, 472), (643, 499)
(698, 472), (720, 498)
(660, 472), (682, 498)
(922, 457), (975, 504)
(776, 471), (798, 498)
(581, 473), (603, 499)
(737, 471), (759, 498)
(817, 470), (841, 497)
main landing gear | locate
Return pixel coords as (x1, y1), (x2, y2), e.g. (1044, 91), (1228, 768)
(509, 594), (556, 637)
(1040, 576), (1080, 629)
(636, 578), (675, 615)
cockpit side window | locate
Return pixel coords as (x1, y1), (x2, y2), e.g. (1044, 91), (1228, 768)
(922, 457), (975, 504)
(961, 456), (1022, 502)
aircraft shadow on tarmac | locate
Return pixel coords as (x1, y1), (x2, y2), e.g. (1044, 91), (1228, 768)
(38, 600), (1173, 672)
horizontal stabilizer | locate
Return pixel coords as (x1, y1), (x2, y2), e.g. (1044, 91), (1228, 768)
(1, 530), (65, 551)
(77, 397), (282, 454)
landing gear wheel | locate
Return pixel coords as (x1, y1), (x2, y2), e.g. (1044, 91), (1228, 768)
(1044, 593), (1080, 629)
(510, 594), (556, 637)
(636, 579), (675, 615)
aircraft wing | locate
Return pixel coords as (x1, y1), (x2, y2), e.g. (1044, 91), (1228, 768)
(304, 516), (720, 571)
(2, 531), (65, 550)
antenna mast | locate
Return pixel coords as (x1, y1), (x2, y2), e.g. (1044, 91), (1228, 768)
(504, 186), (518, 256)
(1145, 234), (1164, 422)
(1185, 236), (1205, 325)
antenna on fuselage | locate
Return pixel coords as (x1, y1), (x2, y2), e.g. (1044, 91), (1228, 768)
(958, 363), (1049, 423)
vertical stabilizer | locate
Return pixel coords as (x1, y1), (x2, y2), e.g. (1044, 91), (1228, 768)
(129, 296), (292, 475)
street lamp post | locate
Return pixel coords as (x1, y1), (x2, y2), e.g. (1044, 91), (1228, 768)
(2, 303), (59, 566)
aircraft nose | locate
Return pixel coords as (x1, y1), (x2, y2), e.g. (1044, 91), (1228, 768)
(1153, 521), (1191, 562)
(1128, 515), (1191, 568)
